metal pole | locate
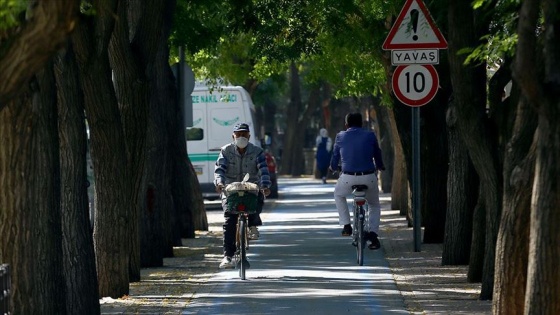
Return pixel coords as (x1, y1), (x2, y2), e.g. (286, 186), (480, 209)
(412, 107), (422, 252)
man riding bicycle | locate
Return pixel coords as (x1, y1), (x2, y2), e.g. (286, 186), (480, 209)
(214, 122), (271, 269)
(329, 113), (385, 250)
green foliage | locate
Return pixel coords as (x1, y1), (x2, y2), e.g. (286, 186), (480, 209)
(79, 1), (96, 16)
(300, 0), (393, 98)
(462, 32), (517, 67)
(252, 0), (321, 61)
(172, 0), (405, 103)
(171, 0), (229, 54)
(186, 32), (254, 85)
(463, 0), (519, 67)
(251, 74), (288, 107)
(0, 0), (26, 30)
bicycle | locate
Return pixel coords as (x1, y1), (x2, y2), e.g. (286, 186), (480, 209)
(223, 174), (260, 280)
(351, 184), (369, 266)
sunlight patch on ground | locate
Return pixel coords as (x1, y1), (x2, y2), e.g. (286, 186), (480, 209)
(213, 267), (393, 282)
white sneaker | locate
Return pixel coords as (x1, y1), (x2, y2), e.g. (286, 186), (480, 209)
(219, 256), (235, 269)
(248, 226), (260, 240)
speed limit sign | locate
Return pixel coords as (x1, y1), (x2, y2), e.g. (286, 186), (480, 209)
(392, 64), (439, 107)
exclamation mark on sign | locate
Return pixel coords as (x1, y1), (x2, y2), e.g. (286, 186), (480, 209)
(410, 9), (419, 41)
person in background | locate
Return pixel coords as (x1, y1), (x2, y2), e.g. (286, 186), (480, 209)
(315, 128), (333, 184)
(214, 123), (271, 269)
(329, 113), (385, 250)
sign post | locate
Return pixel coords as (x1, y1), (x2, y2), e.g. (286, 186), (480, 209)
(382, 0), (447, 252)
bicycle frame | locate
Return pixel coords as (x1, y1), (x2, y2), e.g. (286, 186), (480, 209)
(351, 185), (368, 266)
(235, 211), (250, 280)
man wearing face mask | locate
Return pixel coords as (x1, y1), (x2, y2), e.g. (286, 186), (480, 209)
(214, 122), (271, 269)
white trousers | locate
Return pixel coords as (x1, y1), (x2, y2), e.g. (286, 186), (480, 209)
(334, 173), (381, 234)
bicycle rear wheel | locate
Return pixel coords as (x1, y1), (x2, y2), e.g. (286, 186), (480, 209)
(356, 206), (365, 266)
(239, 216), (248, 280)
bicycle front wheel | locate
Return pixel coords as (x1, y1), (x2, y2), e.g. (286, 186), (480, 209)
(239, 216), (248, 280)
(356, 206), (365, 266)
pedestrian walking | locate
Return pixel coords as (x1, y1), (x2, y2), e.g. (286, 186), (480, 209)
(315, 128), (332, 184)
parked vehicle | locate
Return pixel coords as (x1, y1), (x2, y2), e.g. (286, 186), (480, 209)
(186, 84), (261, 200)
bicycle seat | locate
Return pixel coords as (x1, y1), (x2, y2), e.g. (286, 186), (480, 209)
(351, 184), (368, 191)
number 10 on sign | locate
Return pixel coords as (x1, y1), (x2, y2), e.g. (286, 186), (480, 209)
(392, 64), (439, 107)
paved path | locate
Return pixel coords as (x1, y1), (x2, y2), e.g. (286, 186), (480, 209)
(100, 176), (492, 314)
(185, 178), (407, 314)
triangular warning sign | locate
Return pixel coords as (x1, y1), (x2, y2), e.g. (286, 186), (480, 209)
(382, 0), (447, 50)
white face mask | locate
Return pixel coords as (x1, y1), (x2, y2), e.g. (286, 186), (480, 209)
(234, 137), (249, 149)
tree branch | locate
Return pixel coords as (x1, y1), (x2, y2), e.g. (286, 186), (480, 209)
(0, 0), (78, 108)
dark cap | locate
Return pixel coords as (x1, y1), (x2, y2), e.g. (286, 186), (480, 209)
(233, 122), (250, 132)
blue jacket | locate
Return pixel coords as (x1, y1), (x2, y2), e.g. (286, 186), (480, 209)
(330, 127), (385, 173)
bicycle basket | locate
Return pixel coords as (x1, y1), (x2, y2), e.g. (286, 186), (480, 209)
(224, 182), (259, 214)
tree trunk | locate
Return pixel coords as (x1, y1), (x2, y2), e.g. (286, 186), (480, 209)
(387, 109), (410, 216)
(525, 104), (560, 315)
(282, 61), (305, 176)
(282, 62), (312, 176)
(109, 0), (169, 281)
(514, 0), (560, 313)
(379, 49), (411, 219)
(391, 91), (449, 241)
(0, 67), (66, 314)
(188, 170), (208, 231)
(492, 95), (536, 314)
(109, 0), (146, 283)
(442, 98), (478, 265)
(55, 43), (101, 315)
(448, 0), (501, 299)
(72, 0), (132, 297)
(170, 134), (199, 243)
(526, 105), (560, 314)
(169, 73), (199, 242)
(467, 187), (486, 283)
(139, 0), (176, 267)
(372, 101), (394, 193)
(420, 64), (450, 244)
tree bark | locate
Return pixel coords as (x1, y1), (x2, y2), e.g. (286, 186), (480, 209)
(391, 88), (449, 240)
(442, 98), (478, 265)
(0, 0), (78, 106)
(72, 0), (132, 297)
(420, 63), (450, 244)
(170, 123), (198, 244)
(492, 94), (536, 314)
(169, 70), (199, 242)
(282, 61), (305, 176)
(55, 43), (101, 315)
(171, 41), (205, 242)
(140, 0), (174, 267)
(109, 0), (168, 281)
(0, 65), (66, 314)
(385, 106), (410, 216)
(514, 0), (560, 313)
(467, 186), (485, 283)
(448, 0), (501, 299)
(378, 49), (411, 219)
(372, 101), (394, 193)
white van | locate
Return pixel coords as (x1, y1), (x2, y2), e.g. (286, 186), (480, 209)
(186, 85), (261, 199)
